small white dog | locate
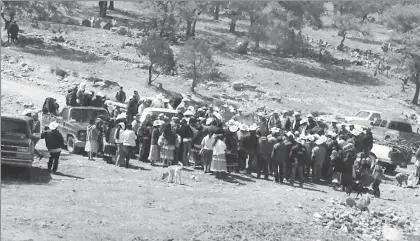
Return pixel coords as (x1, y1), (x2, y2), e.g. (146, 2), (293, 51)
(161, 162), (184, 185)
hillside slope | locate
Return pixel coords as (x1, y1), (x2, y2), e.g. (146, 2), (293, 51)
(1, 1), (418, 118)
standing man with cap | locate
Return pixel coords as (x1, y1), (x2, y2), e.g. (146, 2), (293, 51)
(289, 137), (308, 187)
(311, 136), (327, 184)
(268, 111), (281, 130)
(279, 111), (291, 131)
(40, 121), (64, 173)
(244, 124), (259, 174)
(127, 91), (139, 123)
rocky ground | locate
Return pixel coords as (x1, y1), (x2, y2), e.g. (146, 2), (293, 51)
(2, 2), (420, 241)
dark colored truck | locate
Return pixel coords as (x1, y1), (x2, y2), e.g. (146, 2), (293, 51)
(1, 115), (35, 178)
(41, 106), (109, 154)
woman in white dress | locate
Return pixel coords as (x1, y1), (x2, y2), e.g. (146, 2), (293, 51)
(210, 134), (227, 178)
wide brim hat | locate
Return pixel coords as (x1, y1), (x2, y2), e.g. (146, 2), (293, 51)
(350, 129), (360, 136)
(153, 120), (163, 127)
(270, 127), (280, 133)
(48, 121), (59, 130)
(296, 138), (305, 144)
(229, 125), (239, 133)
(249, 124), (258, 132)
(22, 109), (33, 116)
(315, 136), (327, 145)
(307, 135), (315, 142)
(240, 124), (249, 131)
(118, 122), (125, 129)
(182, 98), (191, 102)
(206, 118), (214, 125)
(116, 113), (127, 120)
(307, 114), (314, 118)
(286, 131), (295, 139)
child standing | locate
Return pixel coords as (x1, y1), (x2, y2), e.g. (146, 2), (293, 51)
(372, 162), (384, 198)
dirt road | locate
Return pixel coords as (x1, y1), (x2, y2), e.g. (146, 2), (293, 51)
(2, 142), (420, 241)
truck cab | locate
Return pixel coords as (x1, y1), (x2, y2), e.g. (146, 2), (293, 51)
(371, 117), (419, 142)
(41, 106), (109, 154)
(1, 115), (35, 178)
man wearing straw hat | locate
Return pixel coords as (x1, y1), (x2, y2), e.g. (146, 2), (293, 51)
(40, 121), (64, 173)
(290, 137), (308, 187)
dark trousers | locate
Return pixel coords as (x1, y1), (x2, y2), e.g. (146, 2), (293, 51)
(238, 150), (247, 171)
(123, 145), (133, 167)
(272, 161), (285, 183)
(372, 180), (381, 198)
(139, 139), (151, 162)
(257, 156), (269, 179)
(291, 164), (304, 187)
(246, 152), (256, 173)
(48, 152), (61, 172)
(285, 160), (292, 180)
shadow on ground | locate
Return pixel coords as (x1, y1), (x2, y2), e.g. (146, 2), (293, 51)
(253, 52), (382, 86)
(10, 35), (102, 63)
(1, 166), (52, 185)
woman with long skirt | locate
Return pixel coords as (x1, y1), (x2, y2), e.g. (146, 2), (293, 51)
(114, 122), (126, 167)
(200, 129), (216, 173)
(211, 134), (228, 178)
(158, 123), (180, 167)
(149, 120), (162, 165)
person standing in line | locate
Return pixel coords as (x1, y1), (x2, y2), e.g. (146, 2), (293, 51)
(123, 124), (137, 168)
(271, 136), (287, 184)
(85, 118), (99, 161)
(289, 138), (307, 187)
(210, 134), (228, 178)
(200, 129), (216, 173)
(311, 136), (327, 184)
(149, 120), (162, 165)
(114, 122), (126, 167)
(40, 121), (64, 173)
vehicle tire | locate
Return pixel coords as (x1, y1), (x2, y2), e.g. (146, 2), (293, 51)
(66, 136), (79, 154)
(22, 167), (32, 180)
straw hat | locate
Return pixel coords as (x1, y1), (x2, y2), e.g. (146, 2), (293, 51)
(293, 112), (301, 117)
(182, 98), (190, 102)
(316, 136), (327, 145)
(307, 114), (314, 118)
(22, 109), (32, 116)
(296, 138), (305, 144)
(286, 131), (295, 139)
(116, 113), (127, 120)
(184, 110), (194, 116)
(270, 127), (280, 133)
(48, 121), (59, 130)
(153, 120), (163, 127)
(206, 118), (214, 125)
(307, 135), (315, 142)
(300, 119), (308, 125)
(350, 129), (360, 136)
(249, 124), (258, 132)
(118, 122), (125, 129)
(229, 125), (239, 133)
(240, 124), (249, 131)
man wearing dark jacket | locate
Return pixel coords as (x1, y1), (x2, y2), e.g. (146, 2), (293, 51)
(289, 139), (308, 187)
(256, 136), (271, 179)
(243, 127), (259, 174)
(284, 133), (295, 180)
(127, 93), (139, 123)
(178, 118), (194, 166)
(363, 128), (373, 158)
(40, 121), (64, 173)
(115, 86), (126, 103)
(271, 136), (287, 183)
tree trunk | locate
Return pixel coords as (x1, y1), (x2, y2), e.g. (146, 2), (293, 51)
(148, 63), (153, 85)
(186, 20), (192, 37)
(214, 3), (220, 20)
(412, 74), (420, 105)
(108, 1), (114, 10)
(229, 19), (236, 33)
(337, 32), (346, 51)
(192, 20), (197, 36)
(255, 39), (259, 50)
(191, 62), (197, 92)
(99, 1), (107, 18)
(360, 13), (368, 24)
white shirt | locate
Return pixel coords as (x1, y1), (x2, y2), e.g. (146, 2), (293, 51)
(201, 135), (215, 150)
(213, 140), (226, 155)
(138, 104), (146, 116)
(123, 130), (137, 146)
(114, 128), (124, 144)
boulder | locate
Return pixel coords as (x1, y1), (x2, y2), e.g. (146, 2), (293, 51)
(81, 19), (91, 27)
(102, 22), (112, 30)
(345, 197), (356, 207)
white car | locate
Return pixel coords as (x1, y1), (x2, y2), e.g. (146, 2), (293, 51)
(345, 110), (382, 127)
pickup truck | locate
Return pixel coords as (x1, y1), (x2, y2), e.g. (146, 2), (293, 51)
(371, 117), (420, 144)
(369, 142), (411, 173)
(344, 110), (382, 127)
(41, 106), (109, 154)
(1, 115), (35, 178)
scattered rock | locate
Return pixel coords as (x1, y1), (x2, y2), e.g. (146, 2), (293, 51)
(232, 82), (257, 91)
(346, 197), (356, 207)
(52, 36), (65, 43)
(313, 213), (322, 219)
(117, 26), (129, 36)
(102, 22), (112, 30)
(53, 67), (69, 78)
(81, 19), (91, 27)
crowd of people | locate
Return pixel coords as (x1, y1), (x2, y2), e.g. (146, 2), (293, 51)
(33, 82), (398, 197)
